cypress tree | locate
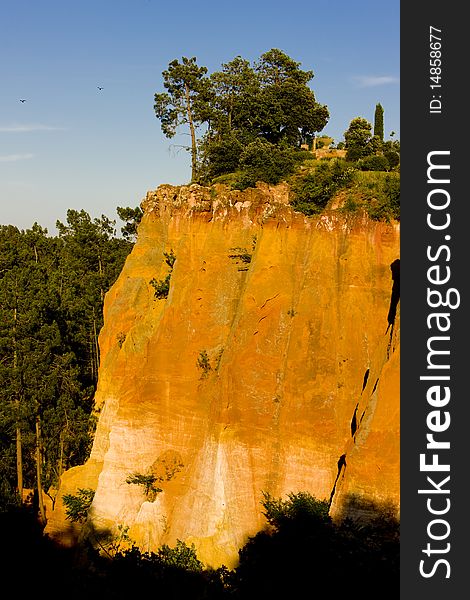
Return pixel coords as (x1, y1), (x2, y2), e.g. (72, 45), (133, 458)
(374, 103), (384, 141)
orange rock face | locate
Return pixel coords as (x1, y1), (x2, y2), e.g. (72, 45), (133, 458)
(46, 183), (400, 568)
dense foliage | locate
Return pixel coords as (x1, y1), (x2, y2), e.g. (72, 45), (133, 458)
(344, 117), (381, 161)
(0, 211), (133, 512)
(153, 49), (400, 218)
(154, 49), (329, 185)
(341, 171), (401, 222)
(290, 160), (356, 215)
(1, 491), (399, 600)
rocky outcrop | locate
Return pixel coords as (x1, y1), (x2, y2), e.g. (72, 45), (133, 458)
(46, 182), (400, 568)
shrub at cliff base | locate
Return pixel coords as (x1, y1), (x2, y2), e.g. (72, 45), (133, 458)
(1, 492), (397, 599)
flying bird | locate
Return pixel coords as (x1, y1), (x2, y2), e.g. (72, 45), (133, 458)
(19, 99), (26, 103)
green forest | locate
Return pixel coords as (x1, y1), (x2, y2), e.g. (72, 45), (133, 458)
(0, 210), (133, 513)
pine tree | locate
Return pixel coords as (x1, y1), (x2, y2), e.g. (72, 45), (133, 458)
(154, 57), (211, 182)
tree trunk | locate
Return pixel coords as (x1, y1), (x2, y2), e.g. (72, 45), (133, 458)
(35, 415), (47, 525)
(98, 252), (104, 301)
(228, 96), (233, 131)
(13, 304), (23, 504)
(57, 430), (64, 483)
(92, 310), (100, 381)
(185, 83), (198, 182)
(89, 338), (95, 382)
(16, 423), (23, 503)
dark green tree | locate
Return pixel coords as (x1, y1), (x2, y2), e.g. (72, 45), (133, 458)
(290, 160), (356, 215)
(374, 103), (384, 142)
(235, 139), (297, 189)
(154, 57), (211, 182)
(198, 49), (329, 183)
(255, 48), (313, 86)
(253, 48), (329, 146)
(209, 56), (259, 135)
(0, 224), (89, 518)
(233, 491), (399, 600)
(344, 117), (374, 161)
(0, 212), (131, 516)
(56, 209), (130, 385)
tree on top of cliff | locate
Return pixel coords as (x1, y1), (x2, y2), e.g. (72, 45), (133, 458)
(252, 48), (329, 146)
(199, 49), (329, 182)
(154, 57), (212, 183)
(208, 56), (259, 135)
(154, 50), (329, 185)
(344, 117), (380, 161)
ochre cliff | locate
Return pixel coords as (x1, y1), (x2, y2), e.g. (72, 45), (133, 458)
(46, 182), (400, 568)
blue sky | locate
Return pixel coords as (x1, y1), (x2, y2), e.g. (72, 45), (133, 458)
(0, 0), (399, 234)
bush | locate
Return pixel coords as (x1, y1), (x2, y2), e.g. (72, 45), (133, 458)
(125, 473), (163, 501)
(345, 145), (364, 162)
(197, 350), (212, 378)
(382, 174), (400, 219)
(234, 491), (399, 600)
(357, 155), (390, 171)
(150, 274), (171, 299)
(261, 491), (330, 530)
(339, 195), (360, 215)
(384, 150), (400, 169)
(200, 134), (245, 181)
(235, 139), (297, 189)
(354, 172), (400, 221)
(290, 160), (356, 215)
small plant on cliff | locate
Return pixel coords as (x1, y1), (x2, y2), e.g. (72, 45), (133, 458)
(126, 458), (184, 501)
(150, 249), (177, 300)
(150, 274), (171, 299)
(164, 249), (176, 269)
(229, 247), (252, 263)
(125, 473), (163, 501)
(62, 488), (95, 523)
(196, 350), (212, 378)
(228, 247), (252, 271)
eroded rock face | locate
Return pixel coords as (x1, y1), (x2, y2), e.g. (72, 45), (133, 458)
(46, 183), (400, 568)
